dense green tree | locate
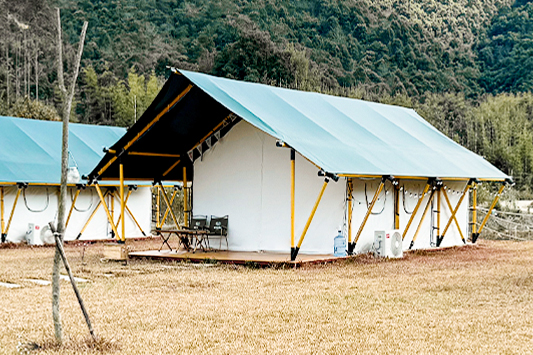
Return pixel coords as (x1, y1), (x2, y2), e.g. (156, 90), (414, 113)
(8, 97), (60, 120)
(478, 1), (533, 93)
(4, 0), (533, 192)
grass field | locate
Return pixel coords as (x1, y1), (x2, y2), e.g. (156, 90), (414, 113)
(1, 239), (532, 354)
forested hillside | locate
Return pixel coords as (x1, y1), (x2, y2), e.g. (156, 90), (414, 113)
(1, 0), (533, 190)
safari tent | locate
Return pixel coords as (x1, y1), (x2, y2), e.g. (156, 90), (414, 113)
(87, 70), (510, 260)
(0, 116), (151, 244)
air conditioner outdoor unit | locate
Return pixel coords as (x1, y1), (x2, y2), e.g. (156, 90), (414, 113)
(374, 230), (403, 258)
(26, 223), (55, 245)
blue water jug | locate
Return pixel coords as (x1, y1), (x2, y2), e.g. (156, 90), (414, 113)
(334, 230), (347, 257)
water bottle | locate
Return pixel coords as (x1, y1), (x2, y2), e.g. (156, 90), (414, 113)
(334, 230), (347, 257)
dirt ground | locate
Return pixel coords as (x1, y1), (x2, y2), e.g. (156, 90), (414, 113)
(0, 239), (532, 354)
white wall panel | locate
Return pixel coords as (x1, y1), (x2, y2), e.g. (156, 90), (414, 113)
(2, 185), (151, 242)
(194, 121), (345, 254)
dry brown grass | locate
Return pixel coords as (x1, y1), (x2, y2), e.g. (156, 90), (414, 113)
(1, 239), (532, 354)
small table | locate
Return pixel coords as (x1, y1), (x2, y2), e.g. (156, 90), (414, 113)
(156, 229), (209, 252)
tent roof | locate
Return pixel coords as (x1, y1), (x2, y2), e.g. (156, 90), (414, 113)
(0, 116), (126, 184)
(89, 70), (509, 182)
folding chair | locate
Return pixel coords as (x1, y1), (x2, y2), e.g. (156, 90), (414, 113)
(207, 215), (228, 250)
(189, 215), (208, 251)
(190, 215), (207, 230)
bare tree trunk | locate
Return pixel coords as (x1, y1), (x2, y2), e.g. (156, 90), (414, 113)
(52, 9), (65, 344)
(24, 32), (27, 98)
(6, 44), (9, 107)
(52, 7), (88, 345)
(35, 46), (38, 102)
(15, 41), (19, 101)
(49, 222), (96, 341)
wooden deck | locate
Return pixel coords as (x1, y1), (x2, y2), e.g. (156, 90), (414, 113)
(128, 249), (345, 266)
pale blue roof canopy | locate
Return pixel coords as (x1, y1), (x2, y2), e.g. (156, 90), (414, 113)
(89, 70), (509, 182)
(181, 70), (508, 180)
(0, 116), (126, 184)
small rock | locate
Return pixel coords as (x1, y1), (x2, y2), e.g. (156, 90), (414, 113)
(24, 279), (51, 286)
(0, 282), (21, 288)
(60, 275), (89, 283)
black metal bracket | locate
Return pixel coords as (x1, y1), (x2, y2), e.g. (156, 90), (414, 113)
(436, 235), (444, 247)
(347, 242), (355, 255)
(291, 247), (299, 261)
(318, 170), (339, 182)
(383, 175), (398, 186)
(16, 182), (28, 189)
(471, 233), (480, 243)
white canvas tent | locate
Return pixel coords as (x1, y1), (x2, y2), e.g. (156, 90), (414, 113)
(193, 120), (471, 255)
(0, 116), (151, 244)
(88, 70), (510, 260)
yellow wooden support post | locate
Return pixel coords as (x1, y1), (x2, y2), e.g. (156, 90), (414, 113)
(394, 183), (400, 230)
(471, 182), (478, 242)
(290, 149), (296, 256)
(292, 178), (329, 260)
(409, 190), (435, 249)
(113, 187), (146, 236)
(110, 188), (114, 222)
(183, 167), (188, 228)
(5, 187), (22, 241)
(438, 183), (470, 246)
(477, 184), (505, 240)
(1, 187), (5, 243)
(347, 178), (354, 255)
(65, 188), (81, 229)
(436, 188), (441, 241)
(354, 179), (385, 245)
(114, 189), (132, 227)
(402, 182), (431, 240)
(158, 182), (181, 230)
(94, 184), (120, 241)
(120, 163), (125, 242)
(156, 187), (160, 229)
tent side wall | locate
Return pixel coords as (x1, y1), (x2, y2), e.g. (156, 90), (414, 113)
(193, 121), (469, 254)
(2, 185), (152, 242)
(193, 121), (345, 254)
(351, 179), (468, 252)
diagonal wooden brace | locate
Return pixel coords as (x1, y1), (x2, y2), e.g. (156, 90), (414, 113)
(292, 178), (329, 261)
(438, 183), (470, 246)
(475, 184), (506, 242)
(402, 181), (432, 240)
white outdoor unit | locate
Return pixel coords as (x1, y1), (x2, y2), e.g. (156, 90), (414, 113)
(374, 230), (403, 258)
(26, 223), (55, 245)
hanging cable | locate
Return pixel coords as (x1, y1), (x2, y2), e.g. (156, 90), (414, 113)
(70, 187), (94, 212)
(402, 184), (425, 214)
(365, 182), (386, 215)
(23, 187), (50, 213)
